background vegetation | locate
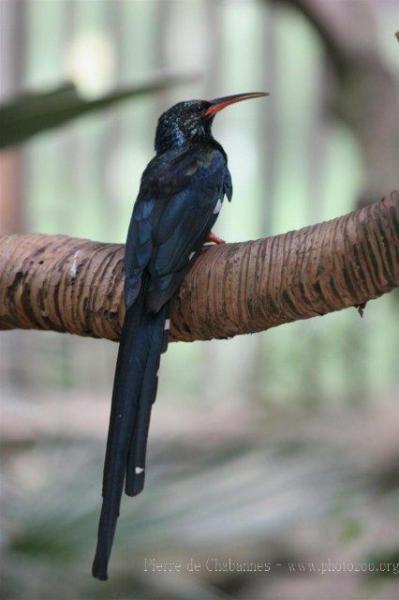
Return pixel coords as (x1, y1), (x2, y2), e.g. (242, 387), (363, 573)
(1, 1), (398, 598)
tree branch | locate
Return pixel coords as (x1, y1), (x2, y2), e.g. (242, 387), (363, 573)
(0, 192), (398, 343)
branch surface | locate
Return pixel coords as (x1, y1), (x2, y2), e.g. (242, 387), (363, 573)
(0, 192), (398, 343)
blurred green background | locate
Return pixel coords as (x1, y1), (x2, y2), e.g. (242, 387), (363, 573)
(0, 1), (398, 599)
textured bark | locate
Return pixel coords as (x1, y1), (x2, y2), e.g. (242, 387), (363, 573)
(0, 192), (398, 343)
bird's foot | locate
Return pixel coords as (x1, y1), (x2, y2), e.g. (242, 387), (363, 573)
(206, 231), (225, 245)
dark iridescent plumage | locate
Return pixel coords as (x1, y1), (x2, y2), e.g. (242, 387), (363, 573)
(92, 93), (266, 581)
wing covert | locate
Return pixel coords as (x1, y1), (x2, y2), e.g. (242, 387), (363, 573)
(124, 145), (231, 311)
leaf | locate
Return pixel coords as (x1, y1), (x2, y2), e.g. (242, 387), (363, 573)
(0, 73), (197, 149)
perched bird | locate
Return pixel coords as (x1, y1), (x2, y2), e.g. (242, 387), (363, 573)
(92, 91), (268, 581)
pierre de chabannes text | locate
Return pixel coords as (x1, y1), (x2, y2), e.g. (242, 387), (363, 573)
(143, 557), (399, 575)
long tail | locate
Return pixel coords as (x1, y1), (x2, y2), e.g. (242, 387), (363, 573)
(125, 307), (170, 496)
(92, 290), (167, 581)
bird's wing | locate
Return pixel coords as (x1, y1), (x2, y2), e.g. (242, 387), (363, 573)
(93, 146), (231, 580)
(124, 145), (231, 311)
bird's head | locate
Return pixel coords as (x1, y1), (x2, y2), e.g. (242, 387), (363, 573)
(154, 92), (268, 154)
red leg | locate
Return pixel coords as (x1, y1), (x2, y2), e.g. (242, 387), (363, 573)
(206, 231), (225, 245)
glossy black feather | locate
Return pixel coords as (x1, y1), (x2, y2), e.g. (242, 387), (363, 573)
(93, 103), (233, 581)
(93, 290), (166, 580)
(125, 144), (231, 312)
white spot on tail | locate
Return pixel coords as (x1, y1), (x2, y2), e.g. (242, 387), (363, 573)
(69, 250), (80, 278)
(213, 198), (223, 214)
(164, 318), (170, 330)
(189, 251), (195, 260)
(135, 467), (144, 474)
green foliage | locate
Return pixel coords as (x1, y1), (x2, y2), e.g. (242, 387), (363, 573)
(0, 74), (195, 149)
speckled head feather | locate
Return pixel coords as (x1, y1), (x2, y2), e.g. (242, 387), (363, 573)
(154, 93), (268, 155)
(154, 100), (213, 155)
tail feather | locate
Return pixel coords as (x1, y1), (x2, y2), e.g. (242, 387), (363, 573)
(124, 347), (160, 496)
(92, 291), (166, 581)
(100, 298), (143, 497)
(125, 304), (169, 496)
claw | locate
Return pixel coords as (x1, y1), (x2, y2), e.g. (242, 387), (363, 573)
(206, 231), (225, 245)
